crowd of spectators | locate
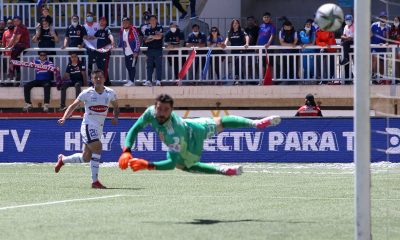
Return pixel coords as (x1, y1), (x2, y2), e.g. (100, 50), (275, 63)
(0, 4), (399, 111)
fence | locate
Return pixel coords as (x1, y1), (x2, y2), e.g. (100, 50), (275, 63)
(0, 45), (398, 86)
(1, 1), (179, 29)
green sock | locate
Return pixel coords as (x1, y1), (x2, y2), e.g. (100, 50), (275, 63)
(221, 115), (255, 129)
(183, 162), (220, 174)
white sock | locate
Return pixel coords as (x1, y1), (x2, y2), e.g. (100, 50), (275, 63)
(90, 154), (101, 182)
(62, 153), (83, 163)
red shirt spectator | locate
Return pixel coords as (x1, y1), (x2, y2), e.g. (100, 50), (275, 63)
(2, 27), (14, 56)
(295, 94), (323, 117)
(389, 16), (400, 43)
(316, 29), (336, 53)
(14, 23), (30, 49)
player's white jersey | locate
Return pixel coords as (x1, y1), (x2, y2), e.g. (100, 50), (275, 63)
(78, 86), (117, 126)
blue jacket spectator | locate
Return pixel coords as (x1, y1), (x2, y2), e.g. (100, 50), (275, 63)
(257, 12), (276, 47)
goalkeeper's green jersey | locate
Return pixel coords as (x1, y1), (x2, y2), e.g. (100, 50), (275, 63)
(125, 105), (217, 167)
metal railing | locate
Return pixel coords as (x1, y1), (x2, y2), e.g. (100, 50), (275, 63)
(2, 1), (178, 29)
(0, 45), (398, 86)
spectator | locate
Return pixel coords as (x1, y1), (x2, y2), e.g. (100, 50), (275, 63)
(223, 19), (249, 85)
(295, 94), (323, 117)
(93, 17), (114, 86)
(257, 12), (276, 48)
(23, 52), (54, 112)
(32, 18), (59, 58)
(119, 17), (141, 87)
(371, 11), (390, 82)
(143, 15), (163, 86)
(62, 15), (87, 49)
(245, 16), (259, 46)
(298, 19), (316, 80)
(5, 16), (30, 81)
(39, 5), (53, 26)
(83, 12), (100, 77)
(340, 14), (354, 81)
(278, 20), (298, 82)
(59, 52), (87, 111)
(172, 0), (197, 20)
(340, 14), (354, 66)
(207, 26), (225, 81)
(0, 20), (5, 48)
(245, 16), (259, 81)
(316, 28), (336, 81)
(139, 10), (151, 42)
(165, 22), (185, 80)
(186, 23), (207, 82)
(389, 16), (400, 83)
(257, 12), (276, 83)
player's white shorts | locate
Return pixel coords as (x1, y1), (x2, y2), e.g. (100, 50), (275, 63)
(80, 124), (103, 144)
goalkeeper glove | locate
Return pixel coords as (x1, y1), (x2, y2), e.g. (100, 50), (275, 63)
(118, 147), (132, 170)
(129, 158), (155, 172)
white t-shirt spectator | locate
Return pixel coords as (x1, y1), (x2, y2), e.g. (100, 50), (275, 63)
(123, 29), (134, 56)
(84, 22), (100, 47)
(343, 24), (354, 38)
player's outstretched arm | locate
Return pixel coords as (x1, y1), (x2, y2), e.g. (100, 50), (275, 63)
(57, 99), (81, 125)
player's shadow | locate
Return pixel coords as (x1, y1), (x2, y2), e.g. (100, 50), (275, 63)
(144, 219), (317, 225)
(105, 187), (144, 190)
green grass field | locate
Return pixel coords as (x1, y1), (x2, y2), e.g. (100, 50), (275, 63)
(0, 163), (399, 240)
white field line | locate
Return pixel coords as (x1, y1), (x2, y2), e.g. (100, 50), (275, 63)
(0, 194), (124, 211)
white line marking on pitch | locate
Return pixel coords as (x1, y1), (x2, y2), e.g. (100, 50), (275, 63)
(0, 194), (124, 211)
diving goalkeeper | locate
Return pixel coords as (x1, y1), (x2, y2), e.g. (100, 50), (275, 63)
(119, 94), (281, 176)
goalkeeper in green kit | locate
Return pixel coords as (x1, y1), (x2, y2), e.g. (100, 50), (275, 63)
(118, 94), (281, 176)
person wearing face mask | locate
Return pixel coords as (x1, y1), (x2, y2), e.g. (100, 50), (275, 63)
(340, 14), (355, 82)
(143, 15), (164, 87)
(279, 20), (298, 82)
(62, 15), (87, 50)
(119, 17), (141, 87)
(32, 18), (59, 60)
(389, 16), (400, 83)
(186, 24), (207, 83)
(371, 11), (390, 83)
(340, 15), (354, 66)
(165, 22), (185, 81)
(83, 12), (100, 78)
(93, 17), (113, 86)
(298, 19), (316, 81)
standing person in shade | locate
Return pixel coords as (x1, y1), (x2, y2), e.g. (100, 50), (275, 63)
(38, 5), (53, 26)
(83, 12), (100, 77)
(62, 15), (87, 49)
(32, 18), (59, 59)
(23, 52), (54, 112)
(278, 20), (298, 82)
(298, 19), (316, 81)
(119, 17), (141, 87)
(55, 70), (119, 189)
(172, 0), (197, 20)
(1, 19), (14, 81)
(5, 16), (30, 82)
(340, 14), (354, 81)
(139, 11), (151, 42)
(143, 15), (164, 87)
(257, 12), (276, 81)
(164, 22), (185, 80)
(371, 11), (390, 82)
(223, 19), (249, 85)
(295, 94), (323, 117)
(186, 24), (207, 82)
(94, 17), (114, 86)
(59, 52), (88, 111)
(207, 26), (225, 82)
(245, 16), (259, 81)
(316, 28), (337, 82)
(389, 16), (400, 83)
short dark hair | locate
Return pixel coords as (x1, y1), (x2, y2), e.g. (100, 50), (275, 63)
(247, 16), (255, 20)
(156, 94), (174, 107)
(192, 24), (199, 29)
(91, 69), (104, 78)
(149, 15), (157, 20)
(263, 12), (271, 17)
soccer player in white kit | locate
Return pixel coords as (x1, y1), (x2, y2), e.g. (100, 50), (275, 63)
(55, 69), (119, 188)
